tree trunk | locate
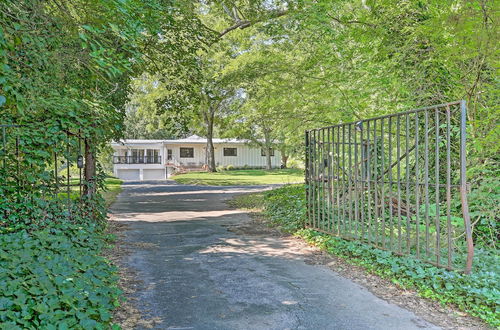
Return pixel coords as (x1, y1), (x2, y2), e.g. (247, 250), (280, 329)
(263, 127), (272, 170)
(281, 153), (288, 168)
(205, 109), (216, 172)
(83, 138), (96, 197)
(266, 147), (272, 170)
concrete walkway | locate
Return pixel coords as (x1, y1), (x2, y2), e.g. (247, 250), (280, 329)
(110, 181), (439, 330)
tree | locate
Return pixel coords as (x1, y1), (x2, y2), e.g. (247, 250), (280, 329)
(0, 0), (214, 198)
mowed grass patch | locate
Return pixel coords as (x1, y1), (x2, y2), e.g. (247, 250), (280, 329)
(172, 169), (304, 186)
(102, 177), (123, 207)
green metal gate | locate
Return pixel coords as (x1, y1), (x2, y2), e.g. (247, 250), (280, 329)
(305, 101), (474, 273)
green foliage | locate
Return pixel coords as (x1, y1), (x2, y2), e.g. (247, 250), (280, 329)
(0, 224), (120, 328)
(263, 184), (306, 232)
(466, 163), (500, 248)
(228, 192), (265, 210)
(260, 184), (500, 327)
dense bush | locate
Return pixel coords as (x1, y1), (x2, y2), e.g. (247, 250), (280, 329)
(0, 223), (120, 328)
(261, 184), (500, 327)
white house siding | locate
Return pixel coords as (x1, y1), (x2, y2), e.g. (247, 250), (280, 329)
(166, 144), (206, 166)
(215, 143), (281, 168)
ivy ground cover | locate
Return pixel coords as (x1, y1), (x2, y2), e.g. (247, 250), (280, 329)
(0, 179), (123, 328)
(0, 224), (120, 328)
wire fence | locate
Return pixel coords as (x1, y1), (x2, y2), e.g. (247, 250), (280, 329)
(305, 101), (474, 273)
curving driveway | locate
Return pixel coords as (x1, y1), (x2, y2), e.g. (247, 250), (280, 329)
(110, 180), (439, 330)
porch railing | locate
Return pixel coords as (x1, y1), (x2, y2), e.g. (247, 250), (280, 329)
(113, 156), (161, 164)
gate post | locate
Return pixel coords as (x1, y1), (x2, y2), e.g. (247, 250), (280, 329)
(459, 100), (474, 274)
(305, 130), (310, 228)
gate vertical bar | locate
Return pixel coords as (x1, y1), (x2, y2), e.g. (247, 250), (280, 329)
(435, 108), (441, 266)
(327, 127), (333, 233)
(321, 128), (326, 231)
(336, 126), (341, 235)
(415, 112), (420, 258)
(388, 116), (394, 250)
(348, 124), (354, 237)
(373, 119), (379, 246)
(424, 111), (430, 259)
(312, 130), (317, 229)
(305, 130), (310, 227)
(353, 126), (364, 239)
(361, 121), (374, 242)
(405, 114), (411, 253)
(459, 100), (474, 274)
(446, 106), (452, 269)
(396, 115), (402, 253)
(380, 118), (386, 248)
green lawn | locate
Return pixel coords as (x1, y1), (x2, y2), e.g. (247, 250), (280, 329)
(102, 177), (123, 206)
(172, 169), (304, 186)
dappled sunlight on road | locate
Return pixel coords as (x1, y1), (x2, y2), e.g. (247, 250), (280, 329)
(110, 209), (247, 222)
(199, 236), (317, 261)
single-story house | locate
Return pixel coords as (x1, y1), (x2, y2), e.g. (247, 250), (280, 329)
(111, 135), (281, 181)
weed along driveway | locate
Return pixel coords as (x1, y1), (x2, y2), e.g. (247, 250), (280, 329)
(110, 181), (439, 330)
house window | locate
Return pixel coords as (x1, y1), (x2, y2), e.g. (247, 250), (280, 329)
(180, 147), (194, 158)
(223, 147), (237, 156)
(146, 149), (160, 163)
(131, 149), (144, 163)
(167, 149), (173, 160)
(261, 148), (275, 157)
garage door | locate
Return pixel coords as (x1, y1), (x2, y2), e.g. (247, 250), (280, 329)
(143, 169), (165, 180)
(117, 169), (140, 181)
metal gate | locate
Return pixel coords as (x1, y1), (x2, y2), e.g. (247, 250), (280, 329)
(305, 101), (474, 273)
(1, 124), (85, 218)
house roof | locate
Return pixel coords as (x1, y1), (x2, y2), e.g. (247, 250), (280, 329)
(111, 135), (248, 146)
(165, 135), (244, 144)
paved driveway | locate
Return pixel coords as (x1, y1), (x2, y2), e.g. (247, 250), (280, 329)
(110, 181), (439, 330)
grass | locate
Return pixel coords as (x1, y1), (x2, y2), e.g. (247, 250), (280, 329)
(172, 168), (304, 186)
(102, 177), (123, 207)
(56, 177), (123, 207)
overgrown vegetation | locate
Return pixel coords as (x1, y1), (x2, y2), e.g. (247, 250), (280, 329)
(0, 224), (120, 328)
(0, 179), (122, 328)
(0, 0), (209, 326)
(233, 184), (500, 327)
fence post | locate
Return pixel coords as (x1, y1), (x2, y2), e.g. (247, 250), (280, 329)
(305, 130), (310, 228)
(459, 100), (474, 274)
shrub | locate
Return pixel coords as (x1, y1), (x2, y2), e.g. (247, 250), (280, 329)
(216, 165), (225, 172)
(226, 164), (235, 171)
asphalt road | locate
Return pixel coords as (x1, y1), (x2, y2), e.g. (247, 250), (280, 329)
(110, 180), (439, 330)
